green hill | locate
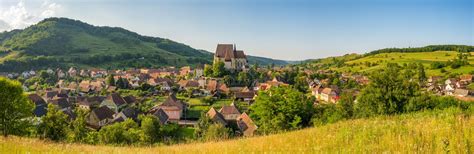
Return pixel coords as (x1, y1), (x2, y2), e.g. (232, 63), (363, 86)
(0, 18), (287, 72)
(303, 45), (474, 76)
(1, 107), (472, 153)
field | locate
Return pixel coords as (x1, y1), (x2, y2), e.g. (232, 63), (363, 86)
(310, 51), (474, 76)
(1, 107), (472, 153)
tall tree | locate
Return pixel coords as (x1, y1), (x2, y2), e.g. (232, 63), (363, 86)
(67, 109), (89, 143)
(250, 86), (314, 134)
(0, 77), (34, 137)
(38, 104), (69, 141)
(203, 64), (213, 77)
(213, 61), (226, 77)
(355, 63), (421, 117)
(139, 115), (161, 144)
(106, 74), (115, 86)
(417, 63), (427, 85)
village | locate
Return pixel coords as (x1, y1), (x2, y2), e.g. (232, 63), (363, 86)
(1, 44), (474, 140)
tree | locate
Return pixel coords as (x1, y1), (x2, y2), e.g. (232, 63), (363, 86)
(237, 72), (250, 87)
(336, 92), (355, 118)
(38, 104), (69, 141)
(116, 77), (129, 89)
(213, 61), (226, 77)
(139, 115), (161, 144)
(250, 86), (314, 134)
(194, 113), (212, 139)
(106, 74), (115, 86)
(0, 77), (34, 137)
(417, 63), (427, 85)
(194, 113), (230, 141)
(293, 73), (308, 93)
(67, 109), (89, 143)
(223, 75), (234, 86)
(203, 123), (231, 141)
(204, 64), (213, 77)
(355, 63), (421, 117)
(98, 119), (141, 145)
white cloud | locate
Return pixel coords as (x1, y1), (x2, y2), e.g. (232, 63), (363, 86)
(0, 0), (61, 31)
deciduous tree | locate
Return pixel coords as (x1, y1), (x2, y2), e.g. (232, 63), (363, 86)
(0, 77), (34, 137)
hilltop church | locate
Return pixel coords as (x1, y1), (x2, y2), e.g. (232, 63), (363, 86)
(213, 44), (249, 71)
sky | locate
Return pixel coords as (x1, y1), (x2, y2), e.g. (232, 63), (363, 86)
(0, 0), (472, 60)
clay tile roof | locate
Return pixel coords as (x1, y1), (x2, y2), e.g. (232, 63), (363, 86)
(160, 94), (185, 110)
(321, 88), (332, 95)
(28, 94), (46, 105)
(108, 93), (126, 106)
(235, 50), (247, 59)
(50, 98), (72, 109)
(207, 108), (227, 125)
(45, 91), (59, 99)
(460, 75), (473, 81)
(454, 89), (469, 96)
(121, 107), (138, 120)
(219, 104), (241, 115)
(215, 44), (234, 58)
(93, 106), (115, 120)
(237, 112), (257, 135)
(224, 50), (233, 61)
(153, 108), (169, 125)
(123, 96), (137, 104)
(235, 91), (256, 99)
(207, 80), (218, 92)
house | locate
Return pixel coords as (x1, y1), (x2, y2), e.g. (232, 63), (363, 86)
(460, 75), (473, 83)
(445, 84), (456, 95)
(454, 89), (469, 97)
(44, 90), (59, 100)
(49, 98), (73, 112)
(219, 103), (241, 121)
(178, 80), (200, 90)
(87, 106), (115, 129)
(57, 69), (66, 79)
(28, 94), (48, 117)
(77, 96), (104, 110)
(123, 95), (137, 104)
(68, 67), (77, 77)
(213, 44), (248, 71)
(207, 107), (227, 126)
(206, 80), (230, 96)
(158, 94), (186, 122)
(100, 93), (127, 113)
(320, 87), (340, 103)
(311, 85), (324, 99)
(234, 91), (256, 102)
(160, 81), (173, 91)
(194, 65), (204, 77)
(427, 76), (443, 85)
(236, 112), (257, 137)
(114, 107), (138, 121)
(90, 69), (107, 78)
(152, 108), (169, 125)
(79, 69), (90, 77)
(180, 66), (192, 76)
(445, 78), (458, 85)
(106, 86), (117, 93)
(255, 78), (288, 91)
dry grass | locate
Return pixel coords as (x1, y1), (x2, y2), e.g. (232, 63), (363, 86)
(1, 108), (473, 153)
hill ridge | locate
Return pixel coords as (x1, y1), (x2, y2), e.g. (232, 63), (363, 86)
(0, 17), (288, 72)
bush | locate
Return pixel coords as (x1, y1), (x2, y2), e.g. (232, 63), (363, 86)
(430, 62), (445, 69)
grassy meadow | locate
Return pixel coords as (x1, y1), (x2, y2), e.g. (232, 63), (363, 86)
(1, 107), (472, 153)
(313, 51), (474, 76)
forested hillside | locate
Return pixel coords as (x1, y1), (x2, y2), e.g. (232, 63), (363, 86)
(0, 18), (287, 72)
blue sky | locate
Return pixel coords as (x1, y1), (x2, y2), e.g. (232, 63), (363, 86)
(0, 0), (472, 60)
